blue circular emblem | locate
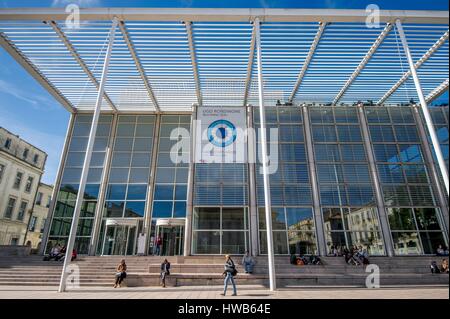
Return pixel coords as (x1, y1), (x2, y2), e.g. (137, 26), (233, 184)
(207, 119), (237, 148)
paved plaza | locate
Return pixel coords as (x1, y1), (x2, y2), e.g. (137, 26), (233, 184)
(0, 285), (447, 299)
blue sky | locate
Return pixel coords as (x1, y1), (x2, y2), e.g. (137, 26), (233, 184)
(0, 0), (448, 185)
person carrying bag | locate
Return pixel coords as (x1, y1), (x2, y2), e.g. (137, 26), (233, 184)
(221, 255), (237, 296)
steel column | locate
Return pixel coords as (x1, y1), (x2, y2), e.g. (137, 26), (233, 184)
(184, 104), (198, 256)
(357, 104), (394, 257)
(255, 17), (276, 291)
(143, 114), (162, 255)
(247, 104), (259, 256)
(412, 105), (449, 234)
(88, 113), (118, 255)
(395, 19), (449, 195)
(302, 106), (327, 256)
(58, 18), (118, 292)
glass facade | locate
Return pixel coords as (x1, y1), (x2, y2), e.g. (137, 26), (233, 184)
(254, 107), (316, 255)
(47, 115), (113, 254)
(311, 107), (384, 255)
(46, 105), (449, 256)
(426, 106), (449, 202)
(366, 106), (447, 255)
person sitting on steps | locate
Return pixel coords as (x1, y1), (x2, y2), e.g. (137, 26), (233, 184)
(160, 259), (171, 288)
(114, 259), (127, 288)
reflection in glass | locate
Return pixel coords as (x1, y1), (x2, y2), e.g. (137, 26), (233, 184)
(193, 231), (220, 254)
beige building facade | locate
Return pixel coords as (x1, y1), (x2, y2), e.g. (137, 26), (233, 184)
(24, 183), (53, 250)
(0, 127), (47, 246)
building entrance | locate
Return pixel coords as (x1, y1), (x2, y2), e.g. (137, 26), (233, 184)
(155, 218), (185, 256)
(101, 219), (139, 256)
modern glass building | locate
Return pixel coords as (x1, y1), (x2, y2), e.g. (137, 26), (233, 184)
(0, 8), (448, 257)
(39, 105), (449, 256)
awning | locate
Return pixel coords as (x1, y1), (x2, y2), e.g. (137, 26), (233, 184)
(0, 8), (448, 113)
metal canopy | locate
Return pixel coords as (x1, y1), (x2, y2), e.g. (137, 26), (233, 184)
(0, 8), (448, 113)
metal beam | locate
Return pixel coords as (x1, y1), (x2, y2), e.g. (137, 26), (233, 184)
(396, 19), (449, 195)
(377, 28), (449, 105)
(0, 8), (448, 24)
(0, 32), (76, 113)
(425, 79), (449, 104)
(243, 23), (256, 106)
(118, 20), (160, 112)
(333, 23), (393, 105)
(255, 17), (276, 291)
(58, 18), (118, 292)
(289, 22), (326, 102)
(48, 20), (118, 112)
(185, 21), (202, 106)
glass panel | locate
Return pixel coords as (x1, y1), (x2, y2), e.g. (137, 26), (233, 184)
(173, 202), (187, 218)
(107, 184), (127, 200)
(105, 201), (124, 218)
(392, 232), (422, 255)
(154, 185), (174, 201)
(222, 231), (247, 254)
(286, 208), (314, 231)
(193, 231), (220, 254)
(124, 201), (145, 217)
(129, 168), (149, 183)
(420, 232), (446, 254)
(193, 207), (220, 230)
(414, 208), (442, 231)
(322, 208), (345, 231)
(152, 201), (173, 218)
(260, 231), (288, 254)
(258, 207), (286, 230)
(126, 185), (147, 200)
(222, 208), (246, 230)
(288, 231), (317, 255)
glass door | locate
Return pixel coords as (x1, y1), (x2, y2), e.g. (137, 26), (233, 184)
(102, 224), (137, 255)
(156, 225), (184, 256)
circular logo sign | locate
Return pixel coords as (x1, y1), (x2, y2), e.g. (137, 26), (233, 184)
(207, 119), (237, 148)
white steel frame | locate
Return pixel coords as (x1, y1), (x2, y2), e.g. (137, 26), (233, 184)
(58, 18), (118, 292)
(0, 8), (448, 293)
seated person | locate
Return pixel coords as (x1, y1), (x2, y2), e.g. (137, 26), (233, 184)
(436, 245), (445, 256)
(309, 255), (323, 265)
(441, 259), (449, 274)
(290, 254), (297, 265)
(241, 251), (255, 274)
(50, 245), (61, 258)
(430, 261), (441, 274)
(44, 244), (61, 261)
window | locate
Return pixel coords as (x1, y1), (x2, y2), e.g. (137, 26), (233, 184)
(36, 192), (43, 205)
(4, 197), (16, 218)
(40, 218), (47, 233)
(23, 148), (29, 159)
(17, 201), (27, 221)
(46, 195), (52, 208)
(33, 154), (39, 164)
(25, 176), (34, 193)
(4, 138), (12, 149)
(0, 163), (5, 183)
(10, 238), (19, 245)
(29, 216), (38, 232)
(13, 172), (23, 190)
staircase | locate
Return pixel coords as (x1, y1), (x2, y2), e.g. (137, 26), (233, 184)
(0, 255), (448, 288)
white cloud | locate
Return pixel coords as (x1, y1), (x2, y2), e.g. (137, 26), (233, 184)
(51, 0), (101, 7)
(0, 80), (59, 111)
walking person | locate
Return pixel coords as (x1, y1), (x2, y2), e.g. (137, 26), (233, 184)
(221, 255), (237, 296)
(241, 251), (255, 274)
(155, 235), (162, 256)
(114, 259), (127, 288)
(160, 258), (171, 288)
